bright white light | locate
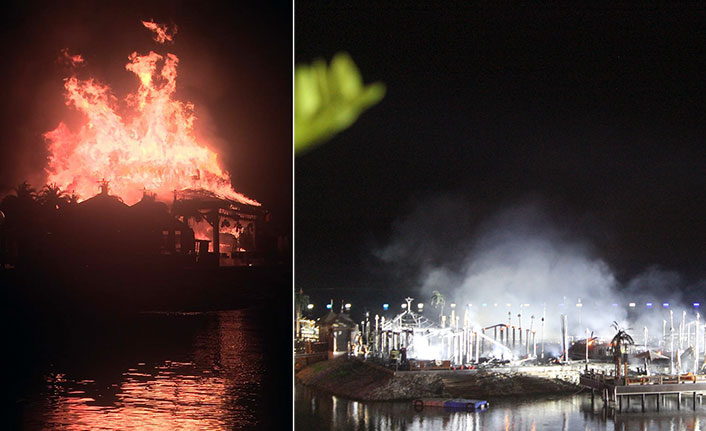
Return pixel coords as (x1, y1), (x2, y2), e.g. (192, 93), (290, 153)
(401, 303), (407, 309)
(345, 303), (351, 310)
(412, 333), (440, 360)
(524, 304), (530, 307)
(326, 303), (332, 310)
(629, 302), (636, 308)
(506, 303), (512, 307)
(417, 303), (424, 310)
(450, 303), (456, 308)
(576, 303), (582, 308)
(307, 304), (314, 310)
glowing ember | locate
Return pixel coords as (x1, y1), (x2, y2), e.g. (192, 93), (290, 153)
(45, 21), (258, 206)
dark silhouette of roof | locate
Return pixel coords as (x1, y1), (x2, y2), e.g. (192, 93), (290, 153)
(317, 311), (357, 329)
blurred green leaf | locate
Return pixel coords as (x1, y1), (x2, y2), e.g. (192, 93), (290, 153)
(295, 52), (385, 155)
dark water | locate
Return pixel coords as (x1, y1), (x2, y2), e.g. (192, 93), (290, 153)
(10, 309), (287, 430)
(295, 384), (704, 431)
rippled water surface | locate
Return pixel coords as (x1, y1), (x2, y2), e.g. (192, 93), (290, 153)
(16, 310), (278, 430)
(296, 384), (704, 431)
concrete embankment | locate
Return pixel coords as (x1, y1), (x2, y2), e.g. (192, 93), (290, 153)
(296, 357), (446, 401)
(296, 357), (614, 401)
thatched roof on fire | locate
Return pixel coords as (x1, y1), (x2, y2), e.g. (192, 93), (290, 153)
(174, 188), (265, 217)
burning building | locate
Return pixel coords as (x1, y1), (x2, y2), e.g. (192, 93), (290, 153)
(0, 20), (276, 269)
(44, 21), (257, 208)
(172, 189), (268, 266)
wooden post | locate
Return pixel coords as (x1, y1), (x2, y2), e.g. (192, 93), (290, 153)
(212, 210), (220, 262)
(482, 328), (486, 354)
(475, 330), (480, 363)
(678, 392), (681, 410)
(512, 326), (516, 349)
(656, 393), (660, 411)
(641, 394), (645, 412)
(618, 395), (622, 412)
(624, 361), (628, 383)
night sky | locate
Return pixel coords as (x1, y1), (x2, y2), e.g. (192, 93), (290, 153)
(0, 0), (291, 232)
(296, 4), (706, 294)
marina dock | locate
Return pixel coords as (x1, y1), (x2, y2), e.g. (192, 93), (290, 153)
(580, 370), (706, 412)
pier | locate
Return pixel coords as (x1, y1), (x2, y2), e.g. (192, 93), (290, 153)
(580, 370), (706, 412)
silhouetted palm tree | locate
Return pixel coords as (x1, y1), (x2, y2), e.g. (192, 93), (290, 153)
(611, 321), (634, 381)
(67, 192), (80, 205)
(2, 181), (38, 221)
(39, 183), (68, 210)
(431, 290), (446, 325)
(14, 181), (37, 202)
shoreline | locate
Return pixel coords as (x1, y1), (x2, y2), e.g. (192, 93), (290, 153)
(296, 356), (614, 401)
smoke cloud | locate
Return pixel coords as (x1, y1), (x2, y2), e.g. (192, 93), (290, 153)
(375, 196), (702, 343)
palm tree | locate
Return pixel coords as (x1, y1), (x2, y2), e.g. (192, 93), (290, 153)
(3, 181), (39, 222)
(14, 181), (37, 201)
(67, 192), (80, 205)
(611, 321), (634, 381)
(294, 289), (311, 339)
(431, 290), (446, 325)
(38, 183), (68, 210)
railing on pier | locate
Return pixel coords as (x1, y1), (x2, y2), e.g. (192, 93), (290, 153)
(581, 370), (706, 412)
(624, 373), (704, 386)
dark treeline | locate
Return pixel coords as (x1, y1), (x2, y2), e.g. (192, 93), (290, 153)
(0, 181), (190, 271)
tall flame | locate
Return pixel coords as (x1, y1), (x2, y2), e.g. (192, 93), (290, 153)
(44, 22), (258, 206)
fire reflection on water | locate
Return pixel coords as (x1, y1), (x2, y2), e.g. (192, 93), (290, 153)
(28, 310), (263, 430)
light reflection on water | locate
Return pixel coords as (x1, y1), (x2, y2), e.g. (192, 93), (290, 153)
(23, 310), (265, 430)
(296, 384), (704, 431)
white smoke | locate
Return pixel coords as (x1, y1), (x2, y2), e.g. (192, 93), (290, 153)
(375, 197), (702, 345)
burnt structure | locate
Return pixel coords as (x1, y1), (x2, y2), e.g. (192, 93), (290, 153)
(0, 183), (272, 270)
(172, 189), (268, 267)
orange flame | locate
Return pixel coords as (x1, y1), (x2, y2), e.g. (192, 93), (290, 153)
(142, 19), (177, 44)
(45, 24), (258, 207)
(60, 48), (84, 66)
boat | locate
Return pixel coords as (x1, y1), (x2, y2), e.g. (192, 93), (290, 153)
(413, 398), (489, 412)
